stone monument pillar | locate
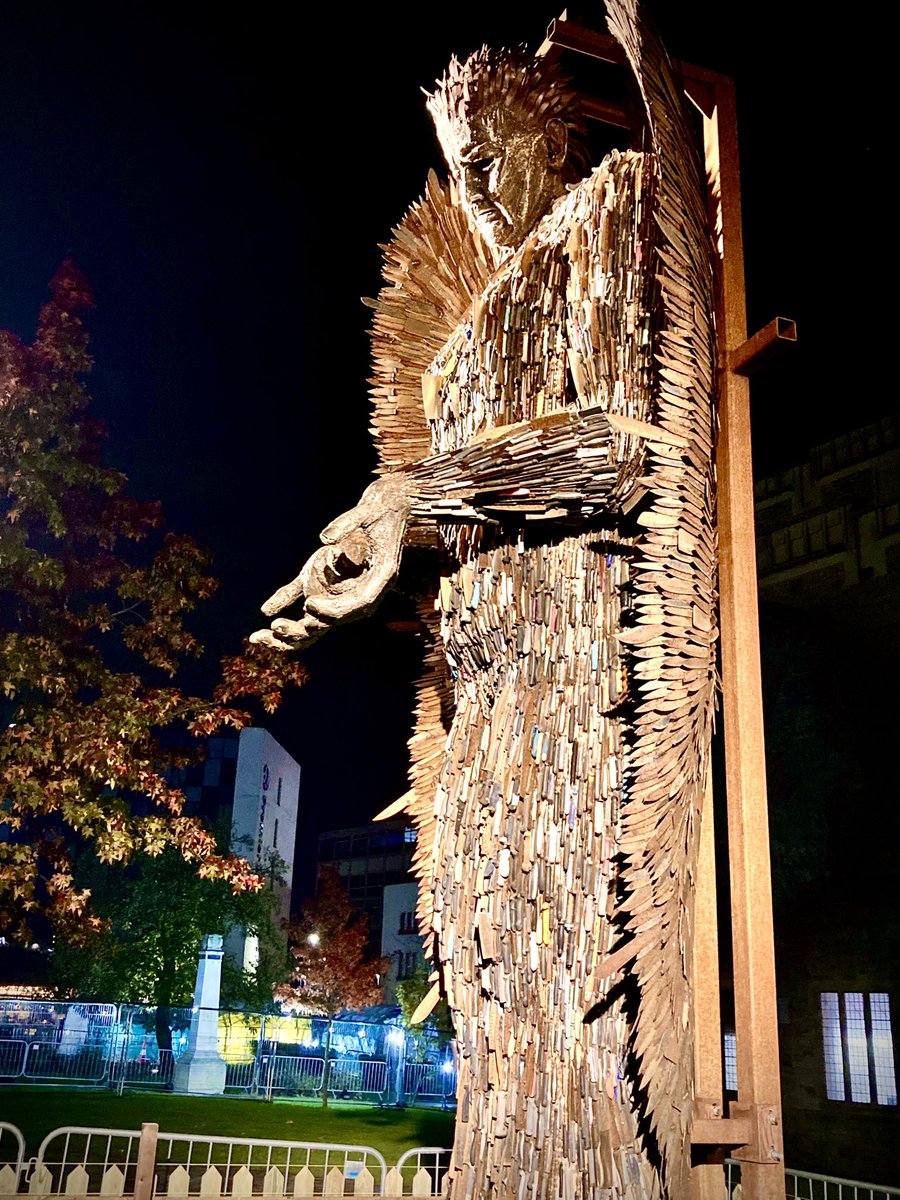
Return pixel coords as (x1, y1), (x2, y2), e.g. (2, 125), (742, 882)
(173, 933), (227, 1095)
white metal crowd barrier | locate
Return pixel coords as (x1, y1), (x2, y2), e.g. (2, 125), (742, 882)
(0, 1037), (457, 1106)
(0, 1123), (25, 1195)
(725, 1159), (900, 1200)
(5, 1123), (897, 1198)
(12, 1124), (447, 1198)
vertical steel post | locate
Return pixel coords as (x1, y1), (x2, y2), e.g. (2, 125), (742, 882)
(116, 1007), (133, 1097)
(703, 77), (785, 1196)
(251, 1015), (266, 1097)
(690, 772), (726, 1197)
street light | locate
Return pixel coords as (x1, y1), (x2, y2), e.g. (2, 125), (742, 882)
(307, 932), (320, 947)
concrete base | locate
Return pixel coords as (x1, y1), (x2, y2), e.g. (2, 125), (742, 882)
(173, 1052), (227, 1095)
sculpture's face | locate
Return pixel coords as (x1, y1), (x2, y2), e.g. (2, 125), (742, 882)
(449, 101), (568, 250)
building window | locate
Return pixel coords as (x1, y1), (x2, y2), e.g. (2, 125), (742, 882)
(723, 1031), (737, 1092)
(277, 777), (282, 806)
(399, 910), (416, 935)
(273, 818), (278, 850)
(820, 991), (897, 1105)
(404, 826), (417, 844)
(398, 951), (419, 981)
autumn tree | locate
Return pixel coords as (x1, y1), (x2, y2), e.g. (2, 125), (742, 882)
(278, 867), (389, 1015)
(0, 261), (306, 939)
(277, 867), (389, 1106)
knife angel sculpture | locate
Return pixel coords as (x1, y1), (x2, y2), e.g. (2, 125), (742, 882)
(254, 0), (717, 1193)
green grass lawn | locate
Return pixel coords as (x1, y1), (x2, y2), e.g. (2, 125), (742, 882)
(0, 1087), (455, 1163)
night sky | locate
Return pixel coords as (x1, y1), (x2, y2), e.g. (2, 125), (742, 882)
(1, 2), (890, 902)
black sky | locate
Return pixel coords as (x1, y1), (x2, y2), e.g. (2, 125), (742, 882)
(1, 2), (890, 900)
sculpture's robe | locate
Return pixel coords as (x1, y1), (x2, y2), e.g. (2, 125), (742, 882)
(367, 3), (718, 1194)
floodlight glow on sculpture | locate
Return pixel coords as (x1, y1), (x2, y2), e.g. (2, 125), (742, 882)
(253, 0), (717, 1193)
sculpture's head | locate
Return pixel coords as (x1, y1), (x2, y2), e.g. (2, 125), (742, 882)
(427, 47), (590, 251)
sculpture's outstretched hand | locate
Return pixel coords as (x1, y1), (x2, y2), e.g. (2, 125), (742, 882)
(249, 474), (414, 651)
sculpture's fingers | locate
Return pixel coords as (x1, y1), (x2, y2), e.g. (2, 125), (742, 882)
(261, 574), (306, 617)
(320, 508), (363, 544)
(248, 628), (295, 651)
(271, 615), (330, 641)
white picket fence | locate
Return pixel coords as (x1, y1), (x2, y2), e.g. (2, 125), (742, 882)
(0, 1125), (450, 1198)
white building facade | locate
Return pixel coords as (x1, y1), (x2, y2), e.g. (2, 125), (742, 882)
(380, 881), (426, 1004)
(226, 727), (300, 972)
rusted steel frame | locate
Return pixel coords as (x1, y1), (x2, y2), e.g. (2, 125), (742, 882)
(536, 19), (626, 65)
(537, 16), (719, 117)
(730, 317), (798, 376)
(704, 75), (786, 1194)
(579, 94), (630, 128)
(689, 772), (727, 1198)
(692, 1117), (752, 1146)
(536, 14), (786, 1189)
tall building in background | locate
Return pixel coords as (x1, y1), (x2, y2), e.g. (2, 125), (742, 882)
(380, 881), (425, 1003)
(227, 728), (300, 972)
(172, 727), (300, 975)
(755, 414), (899, 642)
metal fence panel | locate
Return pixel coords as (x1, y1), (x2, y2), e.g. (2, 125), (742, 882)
(24, 1040), (108, 1084)
(33, 1126), (392, 1197)
(256, 1054), (325, 1097)
(121, 1048), (175, 1089)
(0, 1039), (27, 1079)
(328, 1058), (387, 1098)
(0, 996), (456, 1107)
(152, 1129), (387, 1196)
(32, 1125), (144, 1196)
(395, 1147), (451, 1196)
(404, 1061), (456, 1100)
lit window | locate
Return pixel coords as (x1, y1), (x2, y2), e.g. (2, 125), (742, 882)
(871, 994), (897, 1105)
(820, 991), (897, 1105)
(723, 1032), (737, 1092)
(404, 827), (417, 844)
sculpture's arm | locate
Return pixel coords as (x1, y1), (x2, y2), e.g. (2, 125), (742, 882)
(406, 404), (649, 521)
(249, 405), (675, 651)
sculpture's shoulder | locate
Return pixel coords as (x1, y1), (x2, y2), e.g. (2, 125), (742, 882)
(536, 148), (652, 250)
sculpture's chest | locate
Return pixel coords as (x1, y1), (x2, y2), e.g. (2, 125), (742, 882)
(426, 237), (572, 456)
